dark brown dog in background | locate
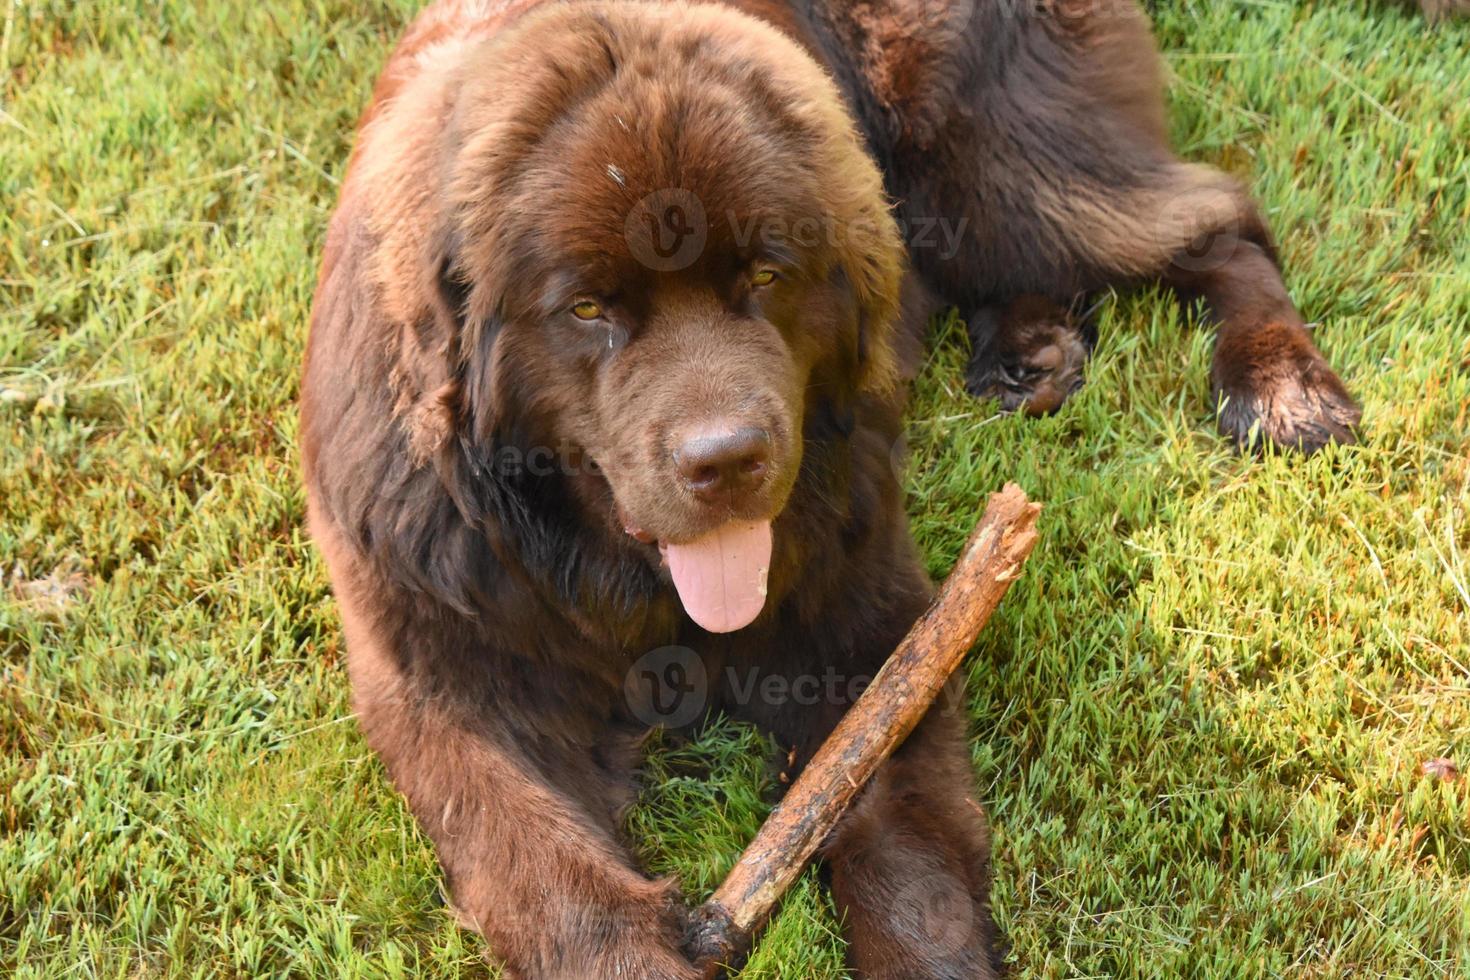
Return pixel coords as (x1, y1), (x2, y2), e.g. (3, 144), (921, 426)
(301, 1), (1362, 977)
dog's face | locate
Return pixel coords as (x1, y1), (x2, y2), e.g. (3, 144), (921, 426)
(372, 4), (905, 627)
(470, 139), (848, 549)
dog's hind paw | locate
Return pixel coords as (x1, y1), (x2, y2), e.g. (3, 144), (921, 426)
(1211, 320), (1361, 454)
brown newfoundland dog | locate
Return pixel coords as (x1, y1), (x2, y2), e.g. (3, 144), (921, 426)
(301, 1), (1359, 976)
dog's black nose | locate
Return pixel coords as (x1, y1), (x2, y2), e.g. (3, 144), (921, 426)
(675, 425), (771, 502)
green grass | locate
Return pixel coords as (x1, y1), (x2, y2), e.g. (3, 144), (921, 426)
(2, 0), (1468, 976)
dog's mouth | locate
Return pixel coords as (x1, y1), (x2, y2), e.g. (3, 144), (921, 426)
(619, 508), (773, 634)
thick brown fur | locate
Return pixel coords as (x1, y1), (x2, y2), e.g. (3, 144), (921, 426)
(302, 1), (1363, 977)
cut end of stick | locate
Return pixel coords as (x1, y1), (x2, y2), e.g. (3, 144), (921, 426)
(685, 902), (748, 980)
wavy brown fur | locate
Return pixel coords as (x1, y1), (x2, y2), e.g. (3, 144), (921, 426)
(302, 1), (1361, 976)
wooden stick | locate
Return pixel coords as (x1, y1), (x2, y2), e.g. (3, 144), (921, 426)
(687, 483), (1041, 977)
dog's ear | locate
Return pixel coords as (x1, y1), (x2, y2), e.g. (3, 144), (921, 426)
(804, 104), (908, 396)
(378, 228), (469, 469)
(833, 207), (907, 396)
(336, 51), (520, 470)
(407, 225), (521, 535)
(408, 223), (519, 476)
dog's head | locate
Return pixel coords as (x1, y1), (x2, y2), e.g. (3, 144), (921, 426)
(360, 3), (905, 630)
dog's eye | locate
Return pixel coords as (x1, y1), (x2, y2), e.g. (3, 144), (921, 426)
(571, 300), (603, 321)
(751, 269), (778, 288)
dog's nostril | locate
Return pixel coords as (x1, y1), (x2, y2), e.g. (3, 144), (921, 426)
(689, 464), (721, 488)
(675, 425), (772, 500)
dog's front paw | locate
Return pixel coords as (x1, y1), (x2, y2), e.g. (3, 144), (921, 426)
(964, 296), (1090, 416)
(1211, 320), (1361, 454)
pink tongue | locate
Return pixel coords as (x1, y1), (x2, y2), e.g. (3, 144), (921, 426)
(662, 521), (772, 633)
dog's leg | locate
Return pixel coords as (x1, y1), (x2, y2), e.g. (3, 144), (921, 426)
(349, 641), (696, 980)
(820, 679), (1004, 980)
(975, 165), (1363, 450)
(1062, 159), (1363, 452)
(885, 1), (1360, 451)
(317, 518), (697, 980)
(956, 158), (1359, 452)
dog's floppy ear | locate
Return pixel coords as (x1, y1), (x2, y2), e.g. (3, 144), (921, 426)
(787, 59), (908, 397)
(436, 234), (512, 452)
(342, 40), (530, 469)
(829, 195), (907, 397)
(379, 229), (472, 469)
(844, 227), (906, 396)
(405, 222), (518, 476)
